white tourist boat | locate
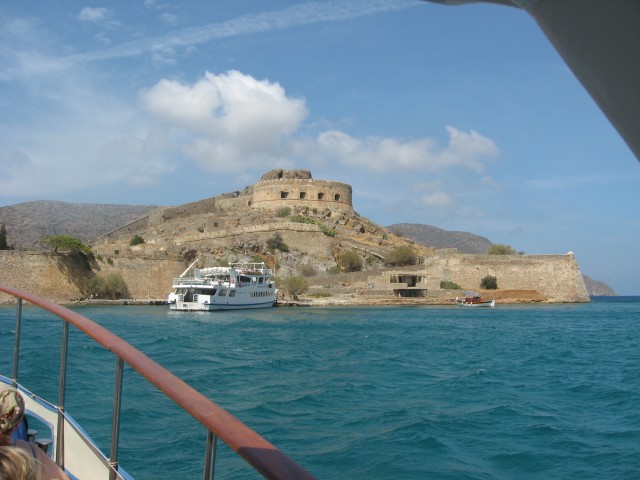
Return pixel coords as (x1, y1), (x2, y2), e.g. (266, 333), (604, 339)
(456, 293), (496, 308)
(167, 260), (277, 311)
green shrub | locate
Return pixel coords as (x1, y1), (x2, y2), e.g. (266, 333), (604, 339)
(84, 273), (130, 299)
(298, 264), (317, 277)
(339, 250), (363, 272)
(0, 224), (7, 250)
(276, 207), (291, 218)
(319, 225), (337, 237)
(130, 235), (145, 246)
(251, 255), (266, 264)
(290, 215), (336, 237)
(481, 275), (498, 290)
(487, 244), (516, 255)
(290, 215), (315, 224)
(281, 276), (309, 299)
(328, 266), (341, 274)
(310, 292), (332, 298)
(266, 233), (289, 252)
(385, 245), (417, 266)
(440, 280), (461, 290)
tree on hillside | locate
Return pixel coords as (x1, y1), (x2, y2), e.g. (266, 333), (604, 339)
(488, 244), (516, 255)
(42, 235), (93, 256)
(266, 233), (289, 252)
(129, 235), (145, 246)
(339, 250), (363, 272)
(280, 276), (309, 299)
(385, 245), (417, 267)
(0, 224), (7, 250)
(481, 275), (498, 290)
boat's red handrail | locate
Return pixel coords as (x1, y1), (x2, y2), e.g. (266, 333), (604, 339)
(0, 284), (316, 480)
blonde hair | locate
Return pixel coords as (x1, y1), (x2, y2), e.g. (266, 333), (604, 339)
(0, 389), (25, 436)
(0, 446), (43, 480)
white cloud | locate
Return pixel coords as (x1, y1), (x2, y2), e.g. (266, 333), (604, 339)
(414, 180), (443, 191)
(140, 70), (308, 171)
(1, 1), (419, 81)
(315, 126), (499, 173)
(0, 64), (499, 214)
(77, 7), (112, 24)
(420, 191), (453, 207)
(160, 13), (179, 25)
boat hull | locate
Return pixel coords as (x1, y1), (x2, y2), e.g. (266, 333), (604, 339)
(169, 300), (275, 311)
(457, 299), (495, 307)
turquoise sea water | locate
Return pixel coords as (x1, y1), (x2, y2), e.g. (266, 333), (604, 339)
(1, 297), (639, 479)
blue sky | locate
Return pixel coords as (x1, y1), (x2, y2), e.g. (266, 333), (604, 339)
(1, 1), (638, 294)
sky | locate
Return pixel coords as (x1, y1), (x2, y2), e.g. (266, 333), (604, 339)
(1, 1), (638, 294)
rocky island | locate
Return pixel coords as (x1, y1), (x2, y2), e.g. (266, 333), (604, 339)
(1, 170), (591, 305)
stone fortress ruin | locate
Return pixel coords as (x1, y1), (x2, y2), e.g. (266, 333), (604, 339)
(75, 168), (590, 304)
(208, 169), (354, 213)
(250, 169), (353, 213)
(94, 169), (358, 257)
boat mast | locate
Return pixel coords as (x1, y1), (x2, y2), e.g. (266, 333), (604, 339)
(179, 258), (199, 278)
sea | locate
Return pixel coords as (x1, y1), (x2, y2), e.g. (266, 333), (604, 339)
(1, 297), (639, 479)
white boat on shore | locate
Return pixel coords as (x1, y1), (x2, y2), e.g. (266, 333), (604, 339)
(167, 260), (277, 311)
(456, 294), (496, 307)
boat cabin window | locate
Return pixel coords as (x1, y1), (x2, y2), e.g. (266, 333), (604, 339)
(219, 289), (227, 297)
(229, 290), (236, 297)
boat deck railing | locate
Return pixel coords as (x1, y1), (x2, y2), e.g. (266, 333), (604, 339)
(0, 284), (316, 480)
(172, 277), (223, 286)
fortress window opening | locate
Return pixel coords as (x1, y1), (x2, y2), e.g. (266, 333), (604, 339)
(280, 191), (289, 199)
(334, 194), (341, 201)
(299, 192), (306, 199)
(318, 193), (325, 200)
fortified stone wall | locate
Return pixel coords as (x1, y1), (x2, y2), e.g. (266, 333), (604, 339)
(419, 252), (589, 302)
(251, 178), (353, 212)
(0, 251), (185, 303)
(97, 215), (150, 242)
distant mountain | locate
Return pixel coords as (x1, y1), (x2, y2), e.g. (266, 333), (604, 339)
(583, 275), (617, 296)
(387, 223), (493, 254)
(0, 201), (157, 250)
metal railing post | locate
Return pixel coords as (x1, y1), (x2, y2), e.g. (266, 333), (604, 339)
(109, 357), (124, 480)
(12, 298), (22, 384)
(56, 320), (69, 470)
(203, 431), (218, 480)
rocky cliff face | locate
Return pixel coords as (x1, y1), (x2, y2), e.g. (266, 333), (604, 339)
(387, 223), (493, 254)
(583, 275), (617, 296)
(0, 201), (156, 250)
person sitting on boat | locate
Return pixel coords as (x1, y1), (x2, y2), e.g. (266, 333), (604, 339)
(0, 389), (69, 480)
(0, 445), (43, 480)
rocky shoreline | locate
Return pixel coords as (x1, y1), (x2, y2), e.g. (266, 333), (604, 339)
(42, 288), (566, 308)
